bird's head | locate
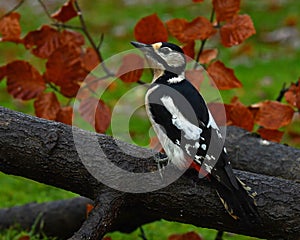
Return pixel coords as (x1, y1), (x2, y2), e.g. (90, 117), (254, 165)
(131, 41), (186, 81)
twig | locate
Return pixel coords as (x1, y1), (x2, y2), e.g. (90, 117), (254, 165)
(73, 0), (113, 77)
(37, 0), (54, 21)
(0, 0), (25, 19)
(193, 9), (215, 69)
(139, 226), (148, 240)
(215, 230), (224, 240)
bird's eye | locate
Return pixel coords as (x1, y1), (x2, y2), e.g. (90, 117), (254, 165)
(160, 47), (171, 54)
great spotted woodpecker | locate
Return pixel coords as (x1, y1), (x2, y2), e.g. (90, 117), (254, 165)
(131, 41), (260, 223)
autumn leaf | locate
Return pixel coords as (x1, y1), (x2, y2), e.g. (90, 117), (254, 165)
(56, 106), (73, 125)
(182, 41), (195, 61)
(186, 69), (204, 90)
(199, 49), (218, 64)
(134, 14), (168, 44)
(257, 128), (284, 143)
(23, 25), (84, 59)
(34, 92), (60, 120)
(254, 101), (294, 129)
(0, 12), (22, 43)
(213, 0), (240, 22)
(86, 203), (94, 217)
(220, 14), (256, 47)
(227, 99), (254, 131)
(79, 97), (111, 133)
(166, 17), (216, 43)
(82, 47), (100, 71)
(207, 60), (242, 90)
(193, 0), (204, 2)
(44, 44), (87, 97)
(0, 65), (6, 81)
(169, 231), (203, 240)
(51, 0), (78, 22)
(284, 81), (300, 109)
(6, 60), (46, 100)
(116, 54), (144, 83)
(207, 102), (227, 126)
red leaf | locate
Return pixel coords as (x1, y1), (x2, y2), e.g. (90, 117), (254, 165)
(82, 47), (100, 71)
(0, 65), (6, 81)
(169, 231), (203, 240)
(199, 49), (218, 64)
(213, 0), (241, 22)
(182, 41), (195, 61)
(0, 12), (22, 43)
(207, 102), (227, 126)
(34, 92), (60, 120)
(86, 203), (94, 217)
(134, 14), (168, 44)
(23, 26), (84, 59)
(254, 101), (294, 129)
(56, 106), (73, 125)
(257, 128), (284, 143)
(284, 81), (300, 109)
(6, 60), (46, 100)
(193, 0), (204, 2)
(207, 60), (242, 90)
(185, 69), (204, 90)
(220, 14), (256, 47)
(166, 17), (216, 43)
(227, 99), (254, 131)
(44, 44), (87, 97)
(79, 97), (111, 133)
(51, 0), (78, 23)
(116, 54), (144, 83)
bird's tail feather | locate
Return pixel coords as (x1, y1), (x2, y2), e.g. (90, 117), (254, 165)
(213, 176), (260, 225)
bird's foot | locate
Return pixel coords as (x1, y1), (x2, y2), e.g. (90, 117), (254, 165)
(154, 152), (169, 180)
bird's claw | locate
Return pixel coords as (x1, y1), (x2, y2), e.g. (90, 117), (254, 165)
(154, 152), (169, 181)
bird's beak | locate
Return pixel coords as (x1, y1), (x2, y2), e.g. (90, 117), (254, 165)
(131, 41), (151, 49)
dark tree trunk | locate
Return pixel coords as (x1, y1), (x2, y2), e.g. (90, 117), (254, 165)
(0, 107), (299, 239)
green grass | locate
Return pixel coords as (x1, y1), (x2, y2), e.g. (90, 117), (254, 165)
(0, 0), (299, 239)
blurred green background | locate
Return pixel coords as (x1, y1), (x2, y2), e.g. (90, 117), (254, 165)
(0, 0), (299, 239)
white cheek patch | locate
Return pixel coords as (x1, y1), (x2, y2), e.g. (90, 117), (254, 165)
(160, 95), (202, 141)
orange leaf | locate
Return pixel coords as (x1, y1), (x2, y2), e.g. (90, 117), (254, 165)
(257, 128), (284, 143)
(220, 14), (256, 47)
(227, 99), (254, 131)
(0, 12), (22, 43)
(82, 47), (100, 71)
(199, 49), (218, 64)
(284, 81), (300, 109)
(185, 69), (204, 90)
(0, 65), (6, 81)
(116, 54), (144, 83)
(254, 101), (294, 129)
(86, 203), (94, 217)
(134, 14), (168, 44)
(44, 44), (87, 97)
(79, 97), (111, 133)
(182, 41), (195, 61)
(166, 17), (216, 43)
(169, 231), (203, 240)
(51, 0), (78, 23)
(207, 60), (242, 90)
(34, 92), (60, 120)
(56, 106), (73, 125)
(6, 60), (46, 100)
(207, 102), (227, 126)
(23, 26), (84, 59)
(213, 0), (241, 22)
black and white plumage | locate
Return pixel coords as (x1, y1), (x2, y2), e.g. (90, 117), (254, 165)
(131, 41), (260, 223)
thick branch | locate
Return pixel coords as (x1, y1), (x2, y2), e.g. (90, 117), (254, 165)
(0, 107), (300, 239)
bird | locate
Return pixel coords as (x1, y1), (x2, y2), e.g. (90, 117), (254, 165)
(131, 41), (260, 224)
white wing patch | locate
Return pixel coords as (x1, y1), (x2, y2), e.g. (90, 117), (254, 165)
(160, 95), (202, 141)
(207, 110), (223, 139)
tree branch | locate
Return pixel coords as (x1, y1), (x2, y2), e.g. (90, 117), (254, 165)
(0, 106), (299, 239)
